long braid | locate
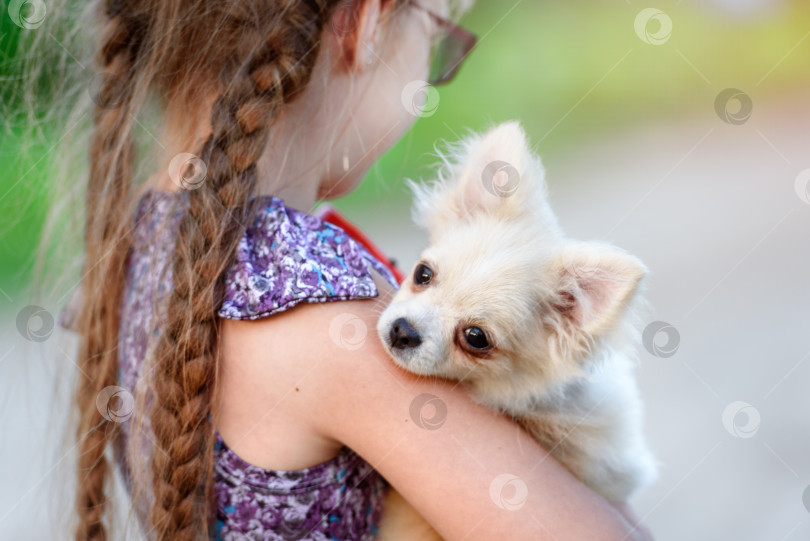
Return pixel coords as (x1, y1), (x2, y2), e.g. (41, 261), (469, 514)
(146, 2), (335, 539)
(74, 2), (145, 539)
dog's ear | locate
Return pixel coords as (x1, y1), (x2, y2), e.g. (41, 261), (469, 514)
(544, 241), (647, 363)
(408, 121), (555, 238)
(453, 120), (546, 219)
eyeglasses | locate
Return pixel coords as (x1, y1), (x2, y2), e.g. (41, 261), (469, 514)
(405, 0), (477, 86)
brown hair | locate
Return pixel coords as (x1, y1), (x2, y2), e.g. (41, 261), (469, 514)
(8, 0), (470, 538)
(74, 1), (364, 538)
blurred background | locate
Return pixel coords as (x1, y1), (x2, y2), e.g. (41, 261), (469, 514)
(2, 0), (809, 539)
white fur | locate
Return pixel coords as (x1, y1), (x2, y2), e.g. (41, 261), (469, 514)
(376, 121), (658, 539)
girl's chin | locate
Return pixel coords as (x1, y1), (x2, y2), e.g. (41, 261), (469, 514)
(316, 168), (368, 200)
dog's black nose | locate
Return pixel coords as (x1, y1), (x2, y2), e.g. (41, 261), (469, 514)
(389, 317), (422, 349)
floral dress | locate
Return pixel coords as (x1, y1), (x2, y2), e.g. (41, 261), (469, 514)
(60, 188), (401, 540)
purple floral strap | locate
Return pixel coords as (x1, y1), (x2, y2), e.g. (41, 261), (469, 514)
(219, 194), (399, 321)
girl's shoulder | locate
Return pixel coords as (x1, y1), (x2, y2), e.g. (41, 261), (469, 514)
(57, 189), (403, 329)
(215, 194), (402, 321)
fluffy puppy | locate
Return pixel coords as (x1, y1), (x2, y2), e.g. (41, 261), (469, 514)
(375, 121), (657, 539)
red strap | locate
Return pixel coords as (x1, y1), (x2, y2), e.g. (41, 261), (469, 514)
(313, 203), (406, 285)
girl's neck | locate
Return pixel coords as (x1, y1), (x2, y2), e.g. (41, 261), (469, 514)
(144, 125), (323, 214)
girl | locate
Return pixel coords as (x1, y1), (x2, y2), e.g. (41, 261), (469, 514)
(25, 0), (653, 538)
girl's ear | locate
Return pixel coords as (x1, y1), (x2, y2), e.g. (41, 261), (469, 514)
(545, 241), (647, 360)
(330, 0), (383, 73)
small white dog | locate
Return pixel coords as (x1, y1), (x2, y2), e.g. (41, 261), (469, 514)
(375, 121), (657, 539)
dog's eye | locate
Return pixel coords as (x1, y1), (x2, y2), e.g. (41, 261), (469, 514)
(463, 327), (490, 350)
(413, 263), (433, 285)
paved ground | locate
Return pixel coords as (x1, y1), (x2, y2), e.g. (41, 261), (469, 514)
(2, 92), (809, 539)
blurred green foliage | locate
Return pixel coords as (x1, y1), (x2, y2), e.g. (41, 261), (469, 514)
(1, 0), (809, 292)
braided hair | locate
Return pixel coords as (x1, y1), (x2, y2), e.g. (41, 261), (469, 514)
(74, 2), (144, 539)
(72, 1), (368, 538)
(145, 3), (342, 538)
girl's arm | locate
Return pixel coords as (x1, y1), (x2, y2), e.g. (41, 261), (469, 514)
(225, 267), (651, 541)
